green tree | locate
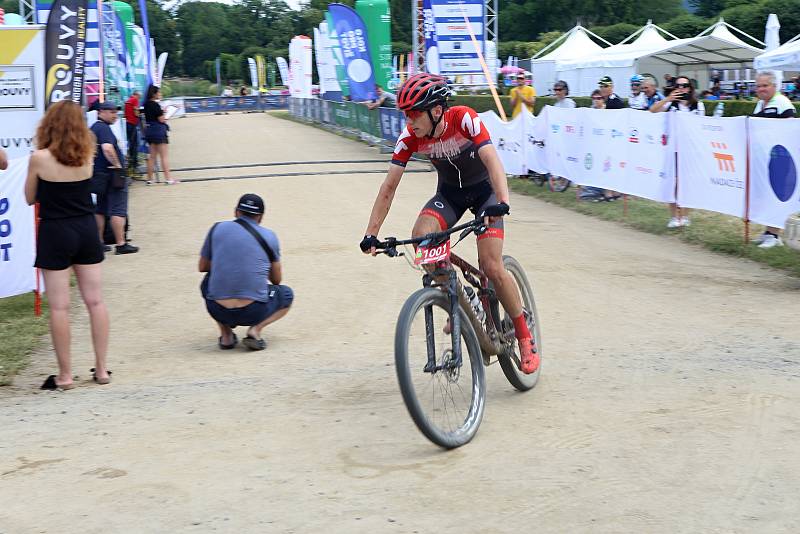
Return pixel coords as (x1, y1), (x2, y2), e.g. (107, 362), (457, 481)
(661, 13), (713, 38)
(131, 0), (181, 76)
(590, 23), (639, 44)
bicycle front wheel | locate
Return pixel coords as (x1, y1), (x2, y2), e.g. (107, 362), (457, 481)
(395, 287), (486, 449)
(496, 255), (543, 391)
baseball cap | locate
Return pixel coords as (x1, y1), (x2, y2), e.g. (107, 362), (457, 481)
(598, 76), (613, 87)
(98, 101), (121, 111)
(237, 193), (265, 215)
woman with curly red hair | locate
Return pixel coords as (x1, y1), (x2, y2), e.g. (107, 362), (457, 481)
(25, 101), (112, 390)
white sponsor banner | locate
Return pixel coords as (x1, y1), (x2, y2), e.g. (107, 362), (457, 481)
(1, 26), (45, 160)
(523, 107), (547, 174)
(0, 157), (37, 299)
(676, 114), (747, 218)
(289, 37), (313, 99)
(749, 117), (800, 228)
(579, 108), (629, 191)
(544, 106), (585, 183)
(314, 25), (341, 95)
(622, 110), (675, 203)
(0, 66), (35, 108)
(478, 111), (526, 175)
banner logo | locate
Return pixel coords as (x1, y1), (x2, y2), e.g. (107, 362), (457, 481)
(628, 128), (639, 143)
(611, 129), (623, 138)
(711, 142), (735, 172)
(768, 145), (797, 202)
(584, 153), (593, 170)
(44, 0), (88, 107)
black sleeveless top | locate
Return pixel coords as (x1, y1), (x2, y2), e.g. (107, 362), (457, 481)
(37, 178), (95, 220)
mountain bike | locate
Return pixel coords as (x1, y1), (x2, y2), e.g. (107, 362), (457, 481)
(374, 218), (542, 449)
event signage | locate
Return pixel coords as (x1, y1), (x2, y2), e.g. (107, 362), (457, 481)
(0, 66), (35, 108)
(422, 0), (440, 74)
(479, 110), (526, 175)
(749, 118), (800, 228)
(315, 23), (342, 97)
(136, 0), (151, 85)
(0, 158), (37, 299)
(44, 0), (88, 107)
(324, 11), (349, 96)
(276, 56), (289, 87)
(328, 3), (376, 102)
(675, 114), (747, 217)
(248, 57), (258, 90)
(429, 0), (485, 76)
(288, 36), (313, 99)
(379, 108), (404, 141)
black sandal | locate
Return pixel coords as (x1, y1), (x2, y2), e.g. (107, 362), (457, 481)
(90, 368), (112, 385)
(242, 335), (266, 351)
(41, 375), (75, 390)
(218, 333), (238, 350)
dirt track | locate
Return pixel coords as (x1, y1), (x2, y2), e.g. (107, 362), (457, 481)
(1, 112), (800, 533)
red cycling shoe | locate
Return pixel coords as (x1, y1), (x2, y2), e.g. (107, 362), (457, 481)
(517, 337), (539, 374)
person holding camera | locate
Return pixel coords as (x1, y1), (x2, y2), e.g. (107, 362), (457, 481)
(90, 101), (139, 255)
(650, 76), (705, 228)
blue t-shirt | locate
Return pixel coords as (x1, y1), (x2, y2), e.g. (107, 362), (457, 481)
(90, 120), (123, 173)
(200, 217), (281, 302)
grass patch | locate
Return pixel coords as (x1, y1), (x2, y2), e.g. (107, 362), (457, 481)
(509, 177), (800, 277)
(0, 293), (49, 385)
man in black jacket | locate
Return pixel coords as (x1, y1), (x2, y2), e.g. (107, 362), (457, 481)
(598, 76), (625, 109)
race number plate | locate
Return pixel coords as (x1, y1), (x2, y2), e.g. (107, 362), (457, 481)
(415, 240), (451, 265)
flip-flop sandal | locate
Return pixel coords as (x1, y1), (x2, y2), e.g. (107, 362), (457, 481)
(242, 335), (267, 351)
(41, 375), (75, 390)
(218, 333), (238, 350)
(90, 368), (113, 385)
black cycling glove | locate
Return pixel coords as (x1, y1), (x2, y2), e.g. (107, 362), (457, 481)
(481, 202), (510, 218)
(360, 234), (380, 252)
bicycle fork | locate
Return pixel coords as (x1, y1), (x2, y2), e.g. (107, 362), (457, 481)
(422, 269), (463, 373)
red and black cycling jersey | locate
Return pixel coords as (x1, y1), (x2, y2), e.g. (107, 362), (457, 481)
(391, 106), (493, 188)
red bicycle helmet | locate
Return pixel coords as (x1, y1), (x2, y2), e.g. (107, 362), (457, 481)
(396, 73), (451, 111)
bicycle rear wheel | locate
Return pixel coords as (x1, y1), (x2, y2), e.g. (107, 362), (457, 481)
(548, 175), (571, 192)
(495, 255), (542, 391)
(395, 287), (486, 449)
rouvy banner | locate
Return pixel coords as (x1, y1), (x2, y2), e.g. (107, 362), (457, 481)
(479, 111), (526, 175)
(749, 118), (800, 228)
(0, 157), (37, 299)
(676, 114), (747, 218)
(44, 0), (88, 107)
(328, 3), (376, 102)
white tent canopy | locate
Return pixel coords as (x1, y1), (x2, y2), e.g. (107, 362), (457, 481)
(530, 25), (610, 96)
(535, 19), (765, 96)
(754, 34), (800, 71)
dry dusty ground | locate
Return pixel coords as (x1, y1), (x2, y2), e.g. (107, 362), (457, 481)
(1, 112), (800, 533)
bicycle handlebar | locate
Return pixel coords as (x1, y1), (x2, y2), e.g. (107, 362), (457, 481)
(375, 218), (488, 257)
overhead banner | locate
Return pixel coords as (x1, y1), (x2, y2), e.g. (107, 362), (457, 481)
(0, 157), (37, 299)
(328, 3), (376, 102)
(355, 0), (392, 91)
(1, 26), (46, 160)
(430, 0), (484, 76)
(44, 0), (88, 107)
(749, 118), (800, 228)
(675, 114), (747, 218)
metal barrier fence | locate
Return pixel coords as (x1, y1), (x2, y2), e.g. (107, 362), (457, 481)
(288, 98), (406, 144)
(182, 95), (289, 113)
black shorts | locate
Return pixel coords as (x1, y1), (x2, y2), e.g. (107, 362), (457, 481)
(91, 173), (129, 217)
(203, 281), (294, 328)
(35, 214), (104, 270)
(419, 180), (504, 239)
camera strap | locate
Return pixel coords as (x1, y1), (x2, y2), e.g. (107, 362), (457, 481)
(234, 219), (277, 263)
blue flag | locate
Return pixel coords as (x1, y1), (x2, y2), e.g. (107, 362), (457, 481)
(328, 4), (376, 102)
(138, 0), (152, 85)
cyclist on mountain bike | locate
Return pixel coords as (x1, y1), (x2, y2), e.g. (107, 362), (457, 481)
(359, 73), (539, 374)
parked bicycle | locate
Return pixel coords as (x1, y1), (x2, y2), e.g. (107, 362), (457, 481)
(374, 218), (542, 448)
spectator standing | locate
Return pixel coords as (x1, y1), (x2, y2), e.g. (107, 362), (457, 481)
(123, 90), (141, 175)
(552, 81), (575, 108)
(24, 101), (111, 390)
(365, 85), (397, 110)
(510, 73), (536, 118)
(199, 194), (294, 351)
(143, 85), (175, 185)
(90, 102), (139, 255)
(751, 71), (796, 248)
(650, 76), (705, 228)
(598, 76), (625, 109)
(628, 75), (647, 110)
(239, 85), (249, 96)
(641, 77), (664, 109)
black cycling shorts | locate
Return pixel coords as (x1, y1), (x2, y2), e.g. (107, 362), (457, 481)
(34, 214), (104, 270)
(419, 181), (504, 240)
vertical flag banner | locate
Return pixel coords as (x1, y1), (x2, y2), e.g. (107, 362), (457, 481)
(422, 0), (439, 74)
(147, 38), (156, 85)
(676, 114), (747, 217)
(749, 118), (800, 228)
(44, 0), (88, 107)
(112, 1), (134, 93)
(255, 55), (266, 91)
(248, 57), (258, 90)
(276, 56), (289, 87)
(355, 0), (391, 91)
(317, 22), (342, 96)
(156, 51), (167, 86)
(288, 35), (313, 99)
(0, 157), (38, 299)
(130, 24), (147, 93)
(328, 3), (376, 102)
(214, 56), (221, 90)
(324, 11), (349, 96)
(100, 6), (129, 98)
(136, 0), (151, 85)
(429, 0), (484, 76)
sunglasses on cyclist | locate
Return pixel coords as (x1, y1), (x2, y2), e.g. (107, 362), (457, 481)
(403, 110), (424, 120)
